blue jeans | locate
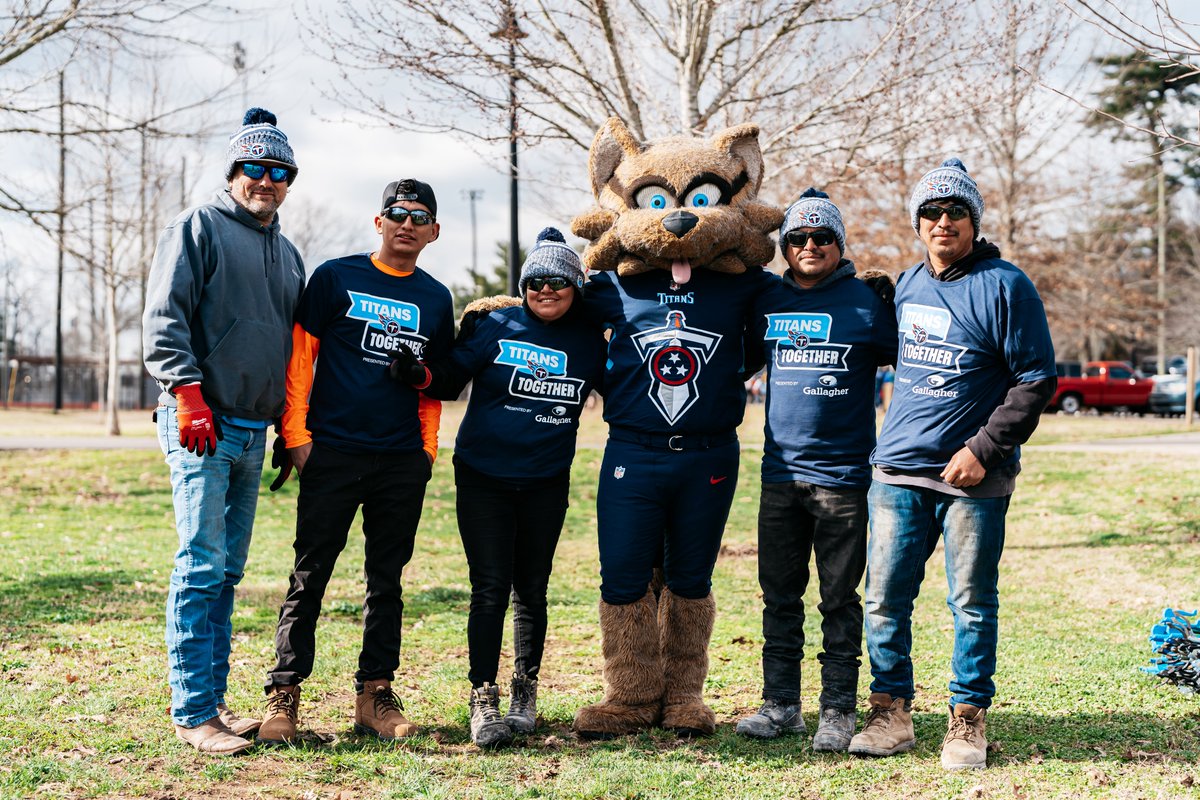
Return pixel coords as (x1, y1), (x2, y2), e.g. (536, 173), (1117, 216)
(158, 408), (266, 728)
(863, 481), (1009, 709)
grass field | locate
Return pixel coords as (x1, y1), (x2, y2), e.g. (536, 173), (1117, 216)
(0, 411), (1198, 799)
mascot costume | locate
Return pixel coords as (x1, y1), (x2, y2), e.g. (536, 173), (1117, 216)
(571, 117), (783, 738)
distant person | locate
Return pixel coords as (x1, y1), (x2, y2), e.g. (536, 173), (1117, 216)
(737, 189), (896, 751)
(390, 228), (605, 749)
(142, 108), (305, 755)
(848, 159), (1055, 770)
(257, 179), (454, 745)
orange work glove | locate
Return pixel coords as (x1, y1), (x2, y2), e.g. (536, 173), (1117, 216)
(174, 383), (223, 456)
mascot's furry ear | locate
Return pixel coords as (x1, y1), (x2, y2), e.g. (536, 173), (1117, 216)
(711, 124), (764, 195)
(589, 117), (643, 200)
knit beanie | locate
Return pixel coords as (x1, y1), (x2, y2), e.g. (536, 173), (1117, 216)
(908, 158), (983, 233)
(519, 228), (585, 294)
(224, 107), (297, 182)
(780, 188), (845, 254)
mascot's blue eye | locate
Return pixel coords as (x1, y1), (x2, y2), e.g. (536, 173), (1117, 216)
(685, 183), (721, 208)
(634, 184), (678, 211)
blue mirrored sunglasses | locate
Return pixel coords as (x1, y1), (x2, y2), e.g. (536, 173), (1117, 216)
(241, 163), (292, 182)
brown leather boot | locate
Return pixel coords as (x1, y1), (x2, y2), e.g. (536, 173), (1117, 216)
(257, 685), (300, 745)
(658, 589), (717, 737)
(941, 703), (987, 770)
(174, 716), (253, 755)
(573, 589), (663, 739)
(847, 692), (915, 756)
(354, 679), (418, 740)
(216, 702), (261, 738)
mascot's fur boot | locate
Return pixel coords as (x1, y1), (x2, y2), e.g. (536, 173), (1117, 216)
(573, 589), (663, 739)
(659, 589), (717, 736)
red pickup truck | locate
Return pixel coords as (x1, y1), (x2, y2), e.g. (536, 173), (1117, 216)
(1051, 361), (1154, 414)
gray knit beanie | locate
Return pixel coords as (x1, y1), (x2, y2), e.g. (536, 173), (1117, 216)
(225, 107), (297, 183)
(519, 228), (585, 294)
(780, 187), (846, 254)
(908, 158), (983, 233)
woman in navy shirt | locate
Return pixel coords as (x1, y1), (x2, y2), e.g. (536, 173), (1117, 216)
(391, 229), (604, 749)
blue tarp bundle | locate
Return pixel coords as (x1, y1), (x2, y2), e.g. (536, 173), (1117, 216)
(1143, 608), (1200, 695)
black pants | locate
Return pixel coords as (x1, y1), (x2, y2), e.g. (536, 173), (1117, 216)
(757, 480), (867, 710)
(455, 457), (569, 687)
(267, 443), (430, 687)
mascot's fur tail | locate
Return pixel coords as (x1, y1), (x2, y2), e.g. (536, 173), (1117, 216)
(573, 590), (664, 738)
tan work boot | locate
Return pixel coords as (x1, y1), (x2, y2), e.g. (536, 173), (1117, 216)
(941, 703), (987, 770)
(355, 679), (418, 740)
(216, 702), (261, 738)
(257, 685), (300, 745)
(847, 692), (915, 757)
(174, 716), (253, 755)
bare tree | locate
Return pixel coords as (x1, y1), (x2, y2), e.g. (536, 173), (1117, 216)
(310, 0), (972, 175)
(1062, 0), (1200, 148)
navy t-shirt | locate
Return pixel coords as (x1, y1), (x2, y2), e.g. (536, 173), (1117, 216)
(585, 268), (775, 435)
(872, 257), (1055, 471)
(451, 305), (606, 479)
(296, 254), (454, 454)
(753, 270), (898, 488)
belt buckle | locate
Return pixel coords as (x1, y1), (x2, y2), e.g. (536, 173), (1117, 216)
(668, 435), (684, 452)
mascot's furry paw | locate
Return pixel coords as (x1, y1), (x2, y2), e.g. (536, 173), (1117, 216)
(571, 117), (783, 286)
(573, 591), (664, 739)
(456, 295), (521, 344)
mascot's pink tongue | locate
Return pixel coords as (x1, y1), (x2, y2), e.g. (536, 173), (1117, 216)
(671, 259), (692, 287)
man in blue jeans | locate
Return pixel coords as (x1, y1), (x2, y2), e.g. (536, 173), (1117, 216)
(143, 108), (305, 755)
(847, 159), (1055, 770)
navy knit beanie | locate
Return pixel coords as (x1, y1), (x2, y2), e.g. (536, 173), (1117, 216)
(225, 108), (297, 183)
(908, 158), (983, 233)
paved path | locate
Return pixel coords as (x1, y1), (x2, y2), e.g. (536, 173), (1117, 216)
(1027, 431), (1200, 455)
(4, 432), (1200, 454)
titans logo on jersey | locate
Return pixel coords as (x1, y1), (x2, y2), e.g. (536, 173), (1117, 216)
(494, 339), (586, 404)
(764, 312), (851, 372)
(898, 303), (968, 375)
(345, 290), (429, 357)
(631, 310), (722, 424)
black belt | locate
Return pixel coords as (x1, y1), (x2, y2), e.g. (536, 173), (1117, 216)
(609, 426), (737, 452)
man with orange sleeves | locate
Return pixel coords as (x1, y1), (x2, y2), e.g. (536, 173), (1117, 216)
(258, 179), (454, 744)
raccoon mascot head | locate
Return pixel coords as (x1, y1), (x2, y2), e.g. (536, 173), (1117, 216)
(571, 117), (784, 287)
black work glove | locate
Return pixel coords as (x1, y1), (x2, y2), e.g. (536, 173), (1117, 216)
(268, 420), (293, 491)
(859, 269), (895, 308)
(386, 342), (429, 387)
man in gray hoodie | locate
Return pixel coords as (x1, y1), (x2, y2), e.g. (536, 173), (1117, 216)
(143, 107), (305, 756)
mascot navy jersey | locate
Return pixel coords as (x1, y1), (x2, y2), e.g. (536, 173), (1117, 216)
(753, 271), (897, 488)
(296, 254), (453, 453)
(873, 256), (1055, 472)
(585, 268), (775, 435)
(450, 305), (605, 480)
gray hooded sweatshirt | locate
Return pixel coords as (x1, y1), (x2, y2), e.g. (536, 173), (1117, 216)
(142, 189), (305, 420)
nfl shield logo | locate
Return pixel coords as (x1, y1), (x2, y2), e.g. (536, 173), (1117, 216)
(614, 466), (625, 479)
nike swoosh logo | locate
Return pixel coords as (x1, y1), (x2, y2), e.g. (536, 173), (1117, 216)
(710, 476), (727, 485)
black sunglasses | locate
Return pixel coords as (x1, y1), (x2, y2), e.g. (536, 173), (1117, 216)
(917, 203), (970, 222)
(527, 276), (572, 292)
(241, 163), (292, 182)
(382, 207), (435, 226)
(784, 230), (836, 248)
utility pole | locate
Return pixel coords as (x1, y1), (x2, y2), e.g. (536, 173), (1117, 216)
(492, 4), (526, 297)
(462, 189), (483, 287)
(54, 69), (66, 413)
(1156, 165), (1166, 376)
